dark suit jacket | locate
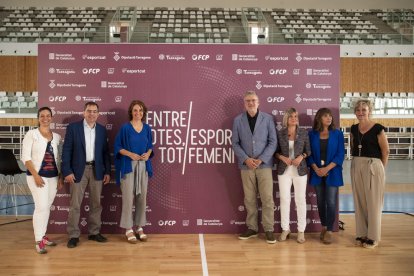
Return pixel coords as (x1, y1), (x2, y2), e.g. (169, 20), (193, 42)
(276, 127), (311, 176)
(61, 120), (111, 182)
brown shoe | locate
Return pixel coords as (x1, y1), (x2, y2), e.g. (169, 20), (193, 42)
(320, 226), (327, 241)
(323, 231), (333, 244)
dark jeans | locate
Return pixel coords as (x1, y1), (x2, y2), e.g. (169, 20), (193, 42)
(314, 178), (338, 231)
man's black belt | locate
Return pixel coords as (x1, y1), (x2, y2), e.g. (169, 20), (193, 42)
(86, 161), (95, 166)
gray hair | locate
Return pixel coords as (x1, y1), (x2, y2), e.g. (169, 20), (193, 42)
(243, 90), (258, 99)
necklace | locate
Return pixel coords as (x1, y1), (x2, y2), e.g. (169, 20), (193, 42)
(357, 126), (365, 157)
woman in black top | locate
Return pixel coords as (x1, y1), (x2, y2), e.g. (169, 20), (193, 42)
(350, 99), (389, 249)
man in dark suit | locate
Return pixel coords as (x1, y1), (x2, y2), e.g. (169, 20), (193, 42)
(62, 102), (111, 248)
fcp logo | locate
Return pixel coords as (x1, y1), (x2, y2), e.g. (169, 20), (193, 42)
(192, 54), (210, 61)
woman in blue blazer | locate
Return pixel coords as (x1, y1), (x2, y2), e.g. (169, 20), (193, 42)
(308, 108), (345, 244)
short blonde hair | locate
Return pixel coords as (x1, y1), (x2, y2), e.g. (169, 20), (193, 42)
(353, 98), (373, 114)
(282, 107), (299, 127)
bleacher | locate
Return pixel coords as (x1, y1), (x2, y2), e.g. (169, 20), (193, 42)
(0, 6), (412, 44)
(0, 91), (38, 113)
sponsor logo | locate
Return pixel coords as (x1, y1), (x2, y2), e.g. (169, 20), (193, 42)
(296, 53), (303, 62)
(236, 69), (262, 75)
(238, 205), (245, 212)
(159, 54), (185, 61)
(295, 94), (332, 103)
(75, 96), (102, 102)
(102, 221), (118, 226)
(106, 124), (113, 130)
(257, 82), (293, 89)
(113, 52), (120, 61)
(293, 69), (300, 75)
(115, 96), (122, 103)
(49, 80), (56, 89)
(57, 206), (70, 211)
(267, 97), (285, 103)
(109, 205), (117, 212)
(48, 96), (66, 102)
(158, 220), (177, 226)
(49, 53), (75, 61)
(302, 56), (333, 61)
(80, 218), (87, 227)
(82, 68), (101, 74)
(307, 68), (333, 76)
(232, 54), (258, 61)
(49, 220), (67, 225)
(197, 219), (223, 226)
(50, 68), (76, 75)
(265, 55), (289, 61)
(182, 220), (190, 226)
(306, 83), (332, 90)
(113, 54), (152, 61)
(108, 68), (115, 74)
(121, 68), (146, 74)
(82, 55), (106, 60)
(269, 69), (287, 75)
(84, 205), (90, 212)
(192, 54), (210, 61)
(101, 81), (127, 89)
(230, 220), (246, 225)
(216, 54), (223, 61)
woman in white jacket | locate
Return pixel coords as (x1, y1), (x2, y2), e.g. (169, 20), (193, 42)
(22, 107), (63, 254)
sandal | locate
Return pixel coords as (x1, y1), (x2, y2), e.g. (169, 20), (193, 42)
(136, 227), (148, 242)
(126, 229), (138, 244)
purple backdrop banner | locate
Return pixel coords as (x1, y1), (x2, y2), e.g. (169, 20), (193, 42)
(38, 43), (340, 234)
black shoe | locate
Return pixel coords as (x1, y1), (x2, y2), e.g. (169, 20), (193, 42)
(88, 233), (107, 243)
(238, 229), (258, 240)
(67, 237), (79, 248)
(265, 231), (277, 244)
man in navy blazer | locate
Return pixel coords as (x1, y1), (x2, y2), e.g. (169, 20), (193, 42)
(62, 102), (111, 248)
(232, 91), (277, 244)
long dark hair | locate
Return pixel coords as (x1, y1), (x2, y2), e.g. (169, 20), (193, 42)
(313, 108), (335, 131)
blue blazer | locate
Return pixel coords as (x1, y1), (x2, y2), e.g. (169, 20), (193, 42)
(232, 111), (277, 170)
(307, 129), (345, 187)
(62, 120), (111, 183)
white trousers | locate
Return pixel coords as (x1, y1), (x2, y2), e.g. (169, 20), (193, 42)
(27, 176), (58, 241)
(278, 165), (308, 232)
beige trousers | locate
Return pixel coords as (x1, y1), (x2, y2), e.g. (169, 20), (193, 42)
(351, 157), (385, 241)
(241, 168), (275, 232)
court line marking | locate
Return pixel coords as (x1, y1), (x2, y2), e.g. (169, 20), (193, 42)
(199, 233), (209, 276)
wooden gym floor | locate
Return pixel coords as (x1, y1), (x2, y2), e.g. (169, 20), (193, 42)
(0, 214), (413, 276)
